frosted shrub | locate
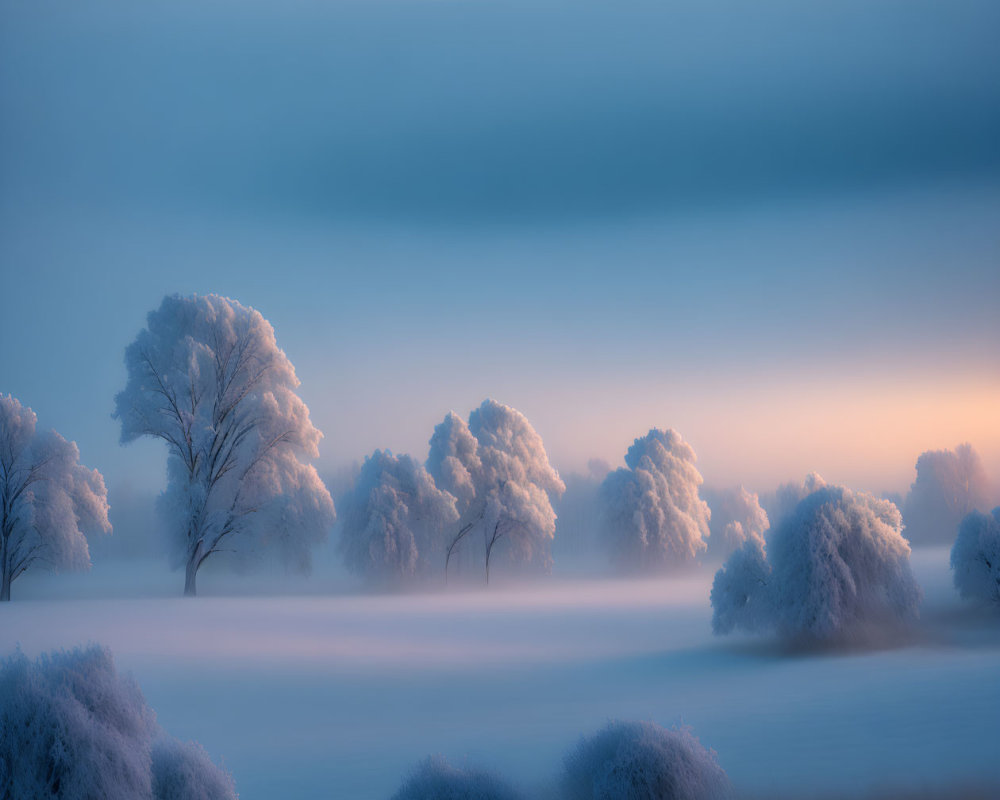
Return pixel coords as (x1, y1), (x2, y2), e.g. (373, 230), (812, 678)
(711, 480), (922, 642)
(0, 645), (155, 799)
(950, 507), (1000, 605)
(562, 720), (731, 800)
(391, 756), (522, 800)
(0, 645), (235, 800)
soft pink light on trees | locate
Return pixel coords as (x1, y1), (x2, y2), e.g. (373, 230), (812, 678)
(114, 294), (335, 596)
(0, 394), (110, 601)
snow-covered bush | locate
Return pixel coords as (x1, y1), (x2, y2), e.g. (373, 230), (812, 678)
(0, 645), (235, 800)
(562, 720), (731, 800)
(598, 429), (711, 572)
(391, 755), (522, 800)
(711, 479), (922, 642)
(950, 507), (1000, 605)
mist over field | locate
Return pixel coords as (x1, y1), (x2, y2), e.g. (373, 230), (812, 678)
(4, 549), (1000, 800)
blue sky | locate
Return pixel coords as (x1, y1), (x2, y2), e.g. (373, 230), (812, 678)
(1, 0), (998, 498)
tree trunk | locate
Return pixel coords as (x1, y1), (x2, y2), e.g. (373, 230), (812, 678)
(0, 532), (8, 600)
(184, 557), (198, 597)
(484, 520), (501, 586)
(484, 531), (490, 585)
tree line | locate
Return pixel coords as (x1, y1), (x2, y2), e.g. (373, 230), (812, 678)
(2, 293), (998, 615)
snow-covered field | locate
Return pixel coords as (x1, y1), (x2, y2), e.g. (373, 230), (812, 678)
(3, 548), (999, 799)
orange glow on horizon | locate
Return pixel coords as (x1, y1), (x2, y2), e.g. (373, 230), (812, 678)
(534, 367), (1000, 495)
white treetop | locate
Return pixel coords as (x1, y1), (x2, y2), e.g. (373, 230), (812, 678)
(426, 411), (481, 516)
(704, 485), (769, 561)
(339, 449), (459, 582)
(599, 428), (711, 571)
(0, 394), (110, 601)
(904, 443), (994, 544)
(712, 477), (922, 642)
(114, 294), (334, 595)
(428, 399), (565, 583)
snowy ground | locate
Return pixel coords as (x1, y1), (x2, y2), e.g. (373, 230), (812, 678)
(2, 547), (999, 799)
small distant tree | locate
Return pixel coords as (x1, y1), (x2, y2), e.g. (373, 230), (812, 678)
(758, 472), (827, 532)
(427, 400), (565, 584)
(598, 429), (711, 572)
(338, 449), (459, 583)
(711, 478), (922, 642)
(114, 294), (335, 596)
(391, 756), (523, 800)
(903, 443), (994, 544)
(551, 459), (611, 567)
(0, 645), (236, 800)
(702, 485), (769, 561)
(562, 720), (731, 800)
(950, 507), (1000, 605)
(0, 394), (110, 601)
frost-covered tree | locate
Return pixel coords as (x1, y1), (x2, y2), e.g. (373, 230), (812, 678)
(0, 394), (110, 601)
(562, 720), (731, 800)
(711, 478), (922, 642)
(114, 294), (335, 596)
(0, 645), (236, 800)
(950, 507), (1000, 606)
(391, 756), (522, 800)
(338, 449), (459, 583)
(903, 443), (994, 544)
(427, 411), (481, 518)
(702, 485), (769, 561)
(427, 400), (565, 583)
(598, 429), (711, 572)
